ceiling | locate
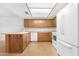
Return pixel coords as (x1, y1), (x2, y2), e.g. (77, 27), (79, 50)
(1, 3), (68, 19)
(27, 3), (56, 18)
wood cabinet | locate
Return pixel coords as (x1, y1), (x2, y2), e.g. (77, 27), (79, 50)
(5, 32), (30, 53)
(24, 19), (56, 28)
(38, 32), (52, 42)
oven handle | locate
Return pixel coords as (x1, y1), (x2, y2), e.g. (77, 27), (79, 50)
(58, 40), (73, 48)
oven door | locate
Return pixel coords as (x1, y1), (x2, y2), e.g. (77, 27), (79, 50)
(57, 39), (79, 56)
(52, 35), (57, 49)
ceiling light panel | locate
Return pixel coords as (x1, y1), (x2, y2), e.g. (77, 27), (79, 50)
(26, 0), (55, 3)
(30, 9), (51, 13)
(27, 3), (56, 9)
(31, 13), (48, 17)
(26, 3), (56, 18)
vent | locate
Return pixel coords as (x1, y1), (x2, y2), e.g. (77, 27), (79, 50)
(25, 11), (29, 15)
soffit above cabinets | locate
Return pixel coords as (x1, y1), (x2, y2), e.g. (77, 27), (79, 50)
(48, 3), (68, 18)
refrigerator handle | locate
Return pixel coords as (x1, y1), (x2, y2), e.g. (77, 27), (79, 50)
(61, 14), (65, 35)
(58, 40), (73, 48)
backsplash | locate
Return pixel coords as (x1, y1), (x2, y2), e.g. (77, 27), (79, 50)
(24, 27), (56, 32)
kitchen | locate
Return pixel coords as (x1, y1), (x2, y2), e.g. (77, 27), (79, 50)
(0, 3), (79, 56)
(0, 3), (58, 56)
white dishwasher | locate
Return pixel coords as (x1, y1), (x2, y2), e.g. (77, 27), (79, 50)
(31, 32), (38, 41)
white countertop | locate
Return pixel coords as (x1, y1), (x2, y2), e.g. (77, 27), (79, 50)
(5, 32), (29, 34)
(52, 32), (57, 36)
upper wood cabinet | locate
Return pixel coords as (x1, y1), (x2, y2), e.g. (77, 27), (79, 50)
(24, 18), (56, 28)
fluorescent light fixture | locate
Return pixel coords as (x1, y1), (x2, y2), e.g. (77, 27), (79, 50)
(26, 2), (56, 18)
(31, 13), (48, 17)
(27, 3), (56, 9)
(30, 9), (51, 13)
(26, 0), (54, 3)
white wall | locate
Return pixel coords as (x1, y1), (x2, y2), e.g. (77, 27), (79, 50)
(0, 17), (24, 33)
(24, 27), (56, 32)
(0, 5), (24, 41)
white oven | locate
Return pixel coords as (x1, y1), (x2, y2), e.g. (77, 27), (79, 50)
(52, 32), (57, 49)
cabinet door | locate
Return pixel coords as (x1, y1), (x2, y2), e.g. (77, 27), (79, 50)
(26, 33), (30, 43)
(5, 34), (11, 53)
(9, 35), (15, 53)
(23, 34), (28, 49)
(10, 34), (23, 53)
(52, 19), (56, 27)
(24, 19), (56, 27)
(38, 32), (52, 42)
(18, 34), (23, 52)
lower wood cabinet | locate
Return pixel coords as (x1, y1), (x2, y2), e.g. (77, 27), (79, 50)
(38, 32), (52, 42)
(5, 32), (30, 53)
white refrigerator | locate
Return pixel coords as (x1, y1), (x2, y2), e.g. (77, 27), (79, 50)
(57, 3), (79, 56)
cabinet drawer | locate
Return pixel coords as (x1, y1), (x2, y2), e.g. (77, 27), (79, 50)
(38, 32), (52, 42)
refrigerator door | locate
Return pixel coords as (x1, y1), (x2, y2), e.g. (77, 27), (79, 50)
(57, 39), (79, 56)
(57, 4), (79, 47)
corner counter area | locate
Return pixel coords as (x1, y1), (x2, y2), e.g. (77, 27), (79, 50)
(5, 32), (31, 53)
(4, 28), (56, 53)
